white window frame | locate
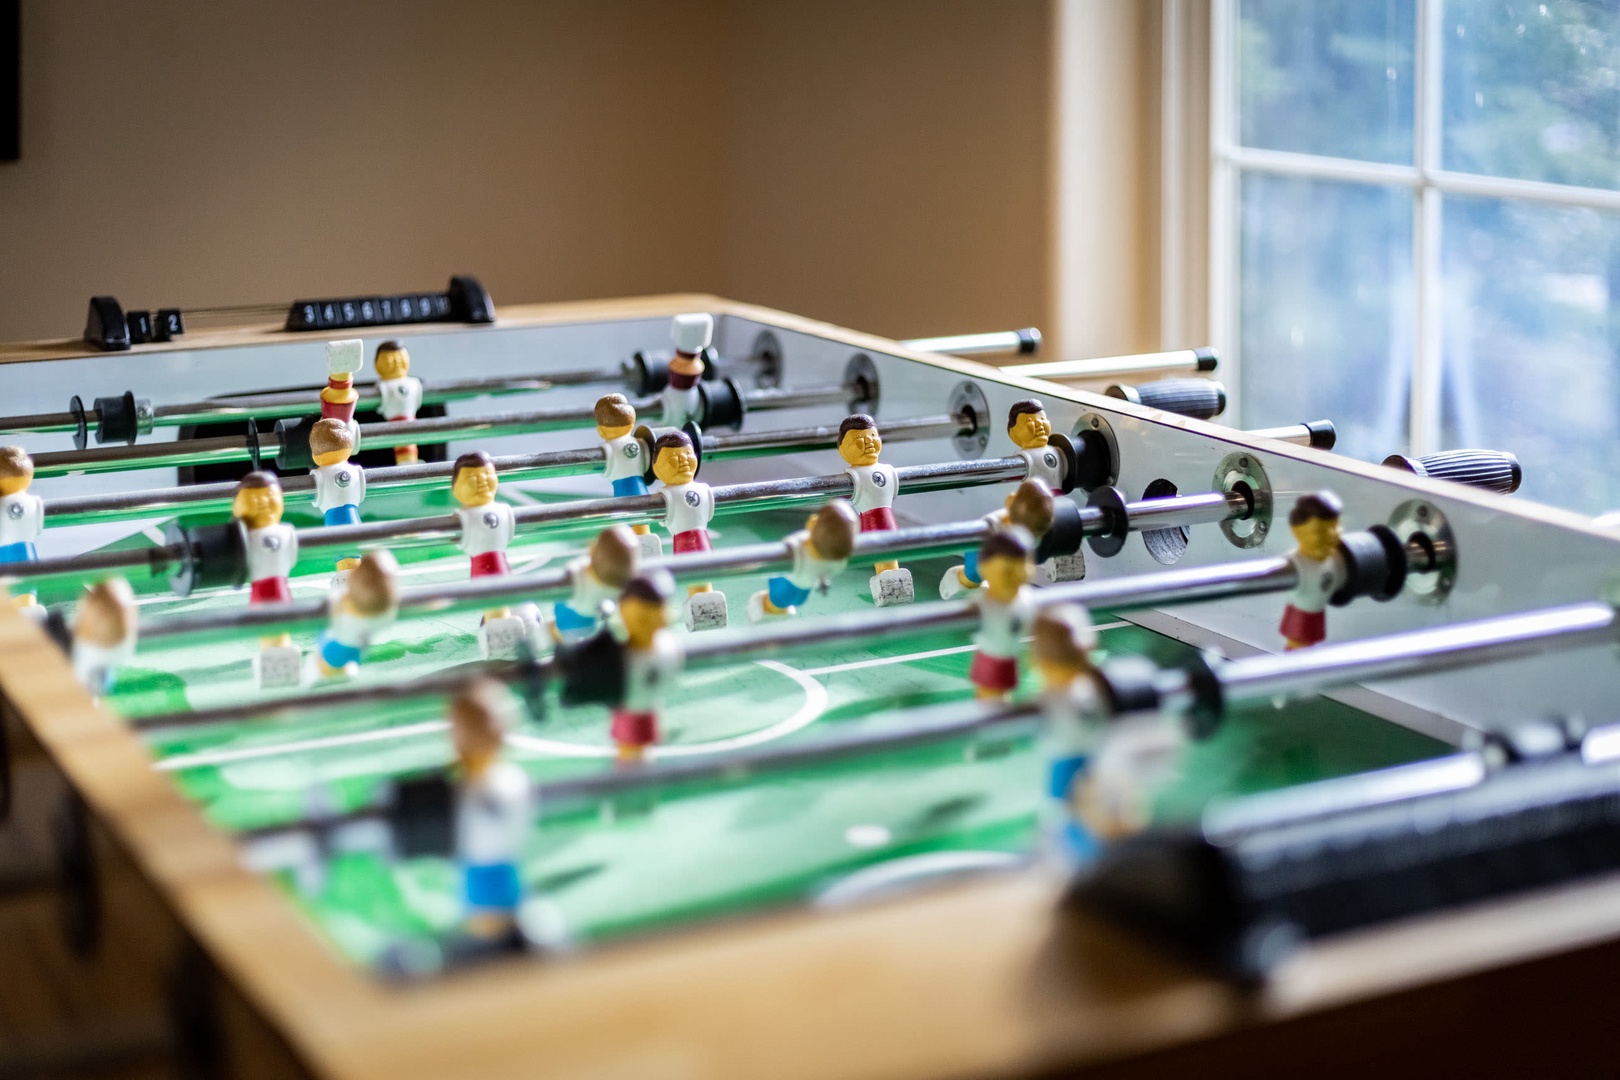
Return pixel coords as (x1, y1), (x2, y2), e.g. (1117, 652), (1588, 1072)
(1205, 0), (1620, 454)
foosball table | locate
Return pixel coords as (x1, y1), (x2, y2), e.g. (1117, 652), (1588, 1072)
(3, 291), (1620, 1079)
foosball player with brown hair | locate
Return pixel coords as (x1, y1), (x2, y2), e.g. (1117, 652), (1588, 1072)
(651, 430), (726, 630)
(594, 393), (662, 558)
(1280, 491), (1349, 650)
(661, 313), (714, 430)
(1032, 603), (1106, 864)
(450, 452), (539, 658)
(320, 338), (365, 438)
(450, 678), (532, 941)
(747, 501), (860, 622)
(940, 479), (1075, 599)
(551, 525), (641, 643)
(969, 527), (1039, 701)
(0, 446), (44, 615)
(309, 418), (368, 585)
(1006, 399), (1068, 493)
(839, 414), (914, 606)
(234, 472), (303, 687)
(71, 578), (138, 696)
(374, 340), (423, 465)
(611, 573), (684, 764)
(314, 550), (400, 679)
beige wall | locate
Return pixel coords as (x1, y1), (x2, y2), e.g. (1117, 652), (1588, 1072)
(0, 1), (1158, 357)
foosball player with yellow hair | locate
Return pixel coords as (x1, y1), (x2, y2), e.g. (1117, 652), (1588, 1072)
(940, 479), (1079, 598)
(234, 472), (303, 688)
(449, 679), (531, 940)
(552, 525), (641, 642)
(651, 431), (726, 630)
(612, 574), (683, 763)
(0, 446), (44, 614)
(72, 578), (137, 695)
(314, 550), (400, 678)
(374, 340), (423, 464)
(747, 501), (859, 621)
(968, 528), (1038, 701)
(594, 393), (662, 558)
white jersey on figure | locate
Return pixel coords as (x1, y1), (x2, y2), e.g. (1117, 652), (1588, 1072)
(455, 502), (515, 557)
(311, 461), (366, 514)
(1043, 674), (1106, 759)
(1286, 550), (1348, 615)
(0, 491), (43, 546)
(601, 432), (645, 484)
(377, 376), (423, 420)
(244, 523), (298, 582)
(660, 382), (702, 429)
(846, 463), (898, 515)
(661, 481), (714, 535)
(455, 760), (531, 868)
(783, 531), (846, 591)
(623, 631), (683, 713)
(566, 557), (617, 614)
(1019, 445), (1066, 492)
(972, 585), (1037, 660)
(326, 598), (394, 650)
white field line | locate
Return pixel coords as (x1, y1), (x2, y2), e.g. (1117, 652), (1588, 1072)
(155, 720), (448, 772)
(797, 621), (1128, 677)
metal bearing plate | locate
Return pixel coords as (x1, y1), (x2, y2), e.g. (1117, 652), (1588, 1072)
(1074, 412), (1120, 489)
(1388, 499), (1456, 603)
(749, 330), (783, 389)
(843, 354), (880, 415)
(1213, 451), (1271, 549)
(948, 381), (990, 459)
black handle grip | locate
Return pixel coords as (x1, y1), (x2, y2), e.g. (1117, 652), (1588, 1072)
(1382, 450), (1521, 494)
(1107, 378), (1227, 420)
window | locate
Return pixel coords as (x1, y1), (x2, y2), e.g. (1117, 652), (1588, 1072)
(1211, 0), (1620, 514)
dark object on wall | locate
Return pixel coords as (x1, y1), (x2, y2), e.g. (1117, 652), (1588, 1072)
(1, 0), (17, 162)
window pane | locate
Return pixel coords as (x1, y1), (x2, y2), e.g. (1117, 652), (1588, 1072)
(1239, 0), (1416, 164)
(1239, 173), (1414, 462)
(1443, 0), (1620, 189)
(1441, 195), (1620, 513)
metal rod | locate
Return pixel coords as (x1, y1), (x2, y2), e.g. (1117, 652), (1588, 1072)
(40, 412), (970, 526)
(900, 329), (1042, 358)
(1210, 602), (1619, 706)
(1120, 490), (1246, 532)
(1004, 347), (1216, 382)
(25, 382), (854, 478)
(240, 697), (1043, 845)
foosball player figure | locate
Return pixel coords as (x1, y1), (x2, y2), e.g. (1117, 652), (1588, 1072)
(314, 550), (400, 678)
(449, 678), (531, 940)
(374, 340), (423, 465)
(1280, 491), (1348, 650)
(309, 417), (368, 584)
(234, 472), (303, 688)
(552, 525), (640, 642)
(748, 501), (859, 621)
(1031, 604), (1104, 864)
(320, 338), (365, 437)
(1007, 399), (1066, 493)
(661, 312), (713, 429)
(969, 527), (1038, 701)
(941, 479), (1073, 598)
(651, 431), (726, 630)
(450, 452), (537, 659)
(0, 447), (44, 613)
(71, 578), (137, 696)
(612, 573), (684, 764)
(594, 394), (661, 559)
(839, 414), (914, 606)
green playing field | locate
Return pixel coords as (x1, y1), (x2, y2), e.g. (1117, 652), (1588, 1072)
(63, 481), (1445, 967)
